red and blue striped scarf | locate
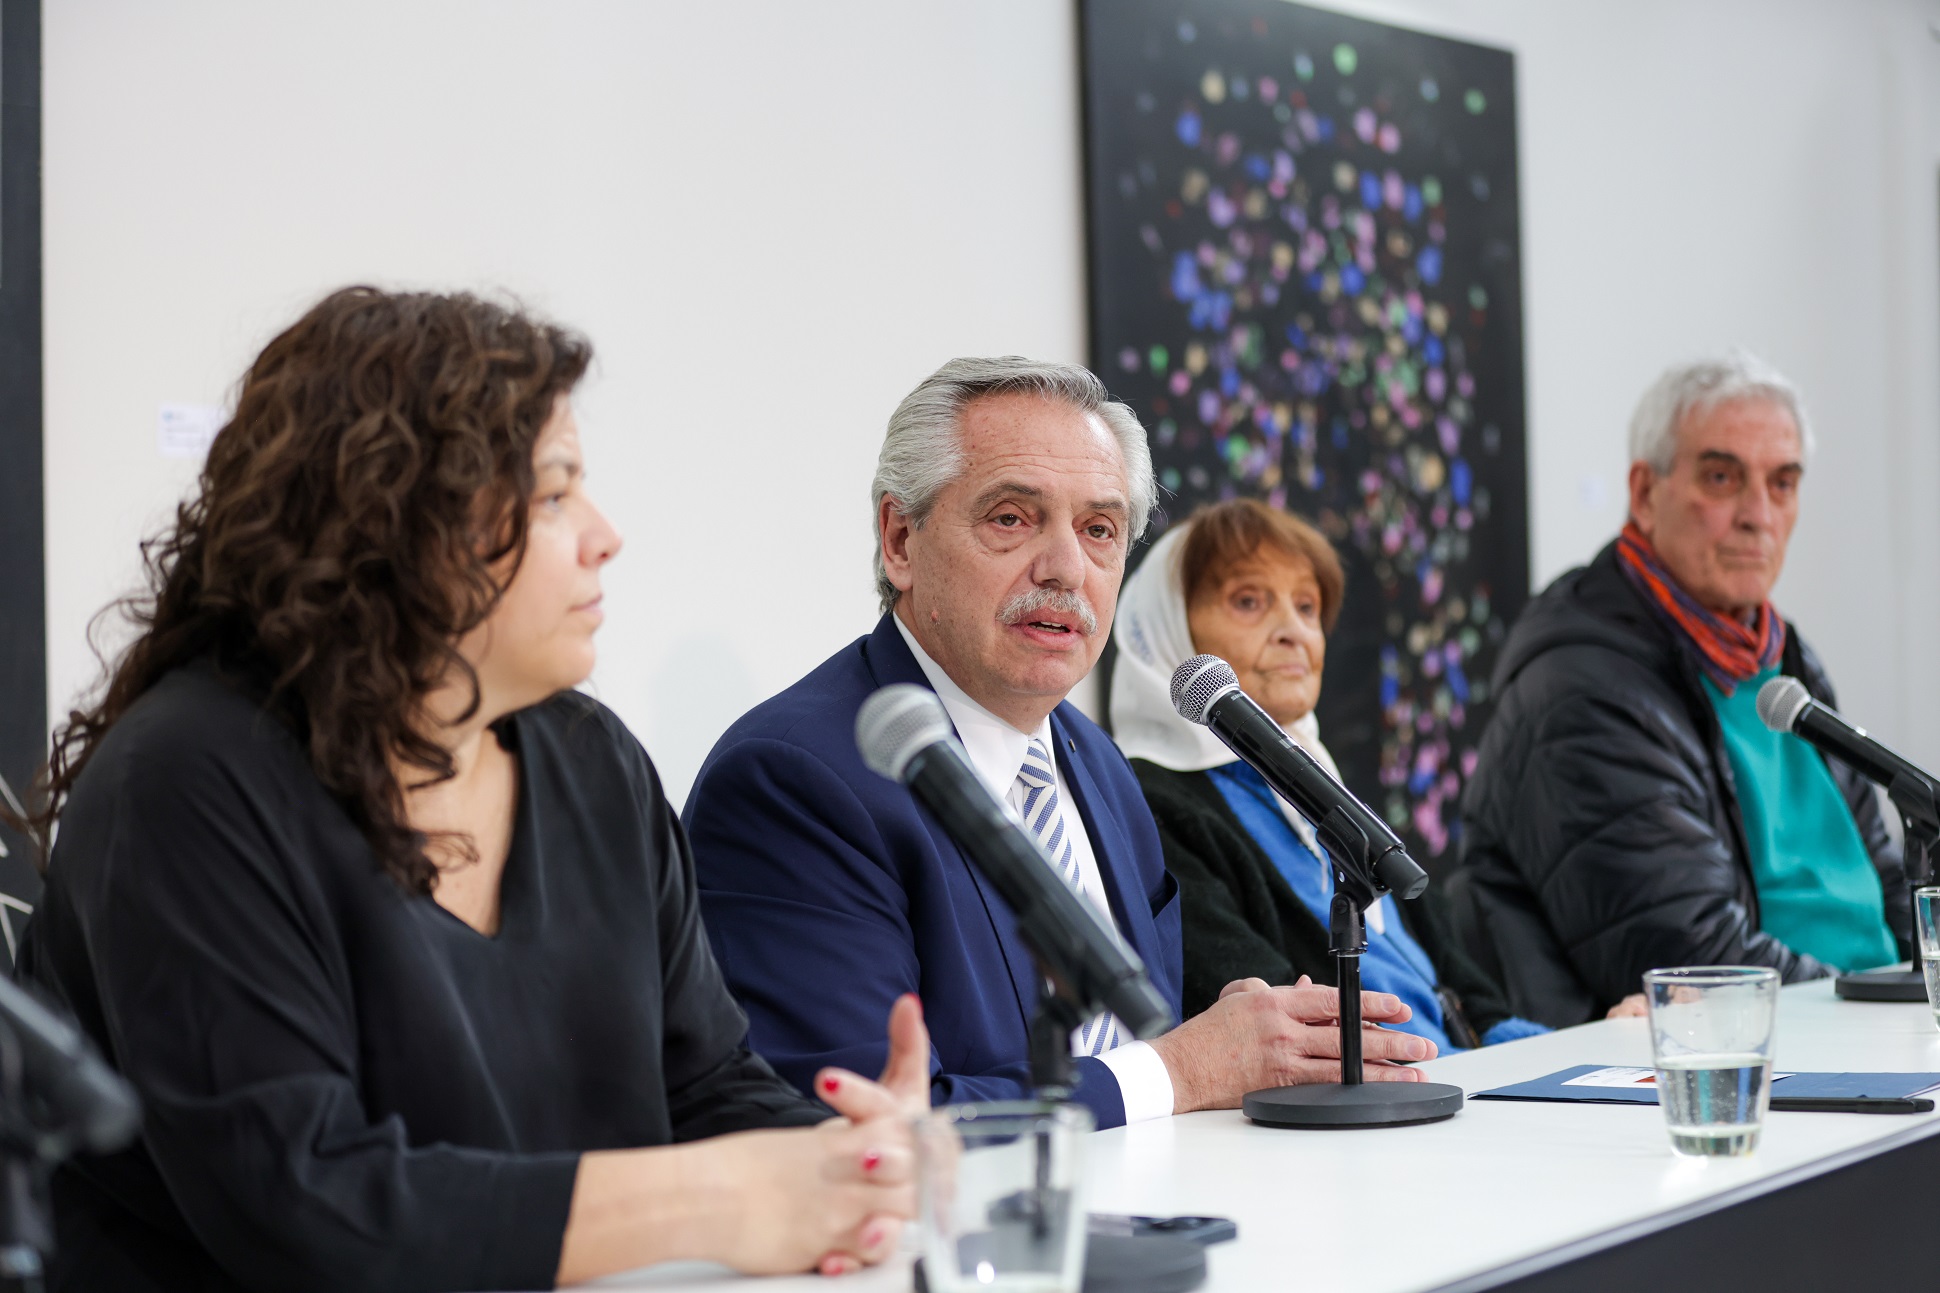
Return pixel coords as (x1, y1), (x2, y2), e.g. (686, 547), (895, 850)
(1615, 520), (1784, 696)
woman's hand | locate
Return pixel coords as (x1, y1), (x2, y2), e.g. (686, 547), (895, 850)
(702, 995), (932, 1278)
(555, 996), (931, 1285)
(1606, 994), (1649, 1019)
(871, 992), (934, 1118)
(683, 1105), (915, 1278)
(807, 992), (931, 1276)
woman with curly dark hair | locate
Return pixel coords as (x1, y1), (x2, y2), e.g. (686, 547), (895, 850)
(11, 287), (926, 1292)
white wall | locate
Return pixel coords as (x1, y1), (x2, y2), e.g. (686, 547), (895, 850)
(1312, 0), (1940, 771)
(43, 0), (1091, 804)
(43, 0), (1940, 803)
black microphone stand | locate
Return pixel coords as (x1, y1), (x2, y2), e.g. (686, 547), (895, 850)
(1242, 811), (1466, 1128)
(0, 977), (143, 1292)
(1028, 977), (1085, 1103)
(0, 1027), (49, 1293)
(979, 974), (1204, 1293)
(1835, 774), (1940, 1002)
(1019, 972), (1089, 1236)
(972, 974), (1090, 1263)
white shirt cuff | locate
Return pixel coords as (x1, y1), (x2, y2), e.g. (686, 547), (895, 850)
(1097, 1039), (1174, 1124)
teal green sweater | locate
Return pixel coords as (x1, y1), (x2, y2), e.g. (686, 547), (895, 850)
(1706, 668), (1896, 973)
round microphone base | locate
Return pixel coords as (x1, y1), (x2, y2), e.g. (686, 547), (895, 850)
(1242, 1081), (1464, 1129)
(1834, 968), (1928, 1002)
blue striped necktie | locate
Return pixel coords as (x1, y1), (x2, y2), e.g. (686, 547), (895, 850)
(1011, 736), (1125, 1056)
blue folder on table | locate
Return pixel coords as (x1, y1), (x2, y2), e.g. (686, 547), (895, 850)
(1474, 1064), (1940, 1105)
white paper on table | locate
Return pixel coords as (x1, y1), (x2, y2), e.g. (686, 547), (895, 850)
(1562, 1066), (1795, 1089)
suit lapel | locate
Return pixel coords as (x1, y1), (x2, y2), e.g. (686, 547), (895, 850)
(862, 615), (1037, 1025)
(1053, 707), (1163, 971)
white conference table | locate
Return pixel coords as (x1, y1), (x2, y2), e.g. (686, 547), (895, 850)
(593, 978), (1940, 1291)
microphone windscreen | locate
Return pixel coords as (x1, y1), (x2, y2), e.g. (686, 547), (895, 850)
(1756, 675), (1813, 734)
(1170, 655), (1240, 725)
(856, 684), (953, 783)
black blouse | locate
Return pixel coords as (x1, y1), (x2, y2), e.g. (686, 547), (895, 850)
(18, 663), (822, 1293)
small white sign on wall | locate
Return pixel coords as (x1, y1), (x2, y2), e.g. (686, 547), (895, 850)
(158, 403), (226, 459)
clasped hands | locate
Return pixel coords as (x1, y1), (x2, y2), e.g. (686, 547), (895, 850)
(713, 976), (1453, 1279)
(694, 993), (933, 1280)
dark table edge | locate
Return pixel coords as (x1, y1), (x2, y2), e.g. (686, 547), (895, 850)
(1420, 1112), (1940, 1292)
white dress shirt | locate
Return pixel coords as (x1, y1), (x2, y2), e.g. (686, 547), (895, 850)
(892, 615), (1175, 1123)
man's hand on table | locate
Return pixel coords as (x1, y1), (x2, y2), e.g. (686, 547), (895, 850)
(1151, 975), (1437, 1115)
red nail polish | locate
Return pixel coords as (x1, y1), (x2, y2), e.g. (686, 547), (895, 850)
(862, 1226), (884, 1250)
(861, 1149), (882, 1172)
(821, 1076), (840, 1095)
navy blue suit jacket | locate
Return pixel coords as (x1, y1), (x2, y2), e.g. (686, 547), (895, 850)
(684, 615), (1183, 1129)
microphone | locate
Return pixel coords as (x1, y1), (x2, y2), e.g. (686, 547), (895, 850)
(0, 975), (141, 1157)
(856, 684), (1173, 1041)
(1756, 676), (1940, 830)
(1170, 654), (1428, 900)
(1171, 656), (1466, 1129)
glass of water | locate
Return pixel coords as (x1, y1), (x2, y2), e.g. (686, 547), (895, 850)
(915, 1101), (1091, 1293)
(1643, 966), (1781, 1157)
(1915, 887), (1940, 1027)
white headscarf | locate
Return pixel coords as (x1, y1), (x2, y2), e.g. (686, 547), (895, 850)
(1110, 520), (1387, 931)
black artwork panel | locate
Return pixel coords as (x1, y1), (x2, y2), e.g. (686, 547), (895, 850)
(1082, 0), (1529, 871)
(0, 0), (46, 933)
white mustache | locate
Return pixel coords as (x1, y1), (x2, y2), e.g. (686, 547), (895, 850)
(998, 588), (1098, 636)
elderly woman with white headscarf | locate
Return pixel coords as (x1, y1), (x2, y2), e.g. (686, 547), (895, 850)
(1110, 498), (1549, 1050)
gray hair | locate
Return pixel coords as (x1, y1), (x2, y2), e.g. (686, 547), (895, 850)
(871, 356), (1158, 613)
(1627, 351), (1816, 475)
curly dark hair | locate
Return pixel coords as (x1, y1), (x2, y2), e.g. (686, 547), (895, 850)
(9, 286), (592, 894)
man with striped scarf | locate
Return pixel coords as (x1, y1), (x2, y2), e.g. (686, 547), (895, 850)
(1449, 354), (1910, 1028)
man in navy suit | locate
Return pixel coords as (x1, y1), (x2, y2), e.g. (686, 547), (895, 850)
(685, 357), (1434, 1129)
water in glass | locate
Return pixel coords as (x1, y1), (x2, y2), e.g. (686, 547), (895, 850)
(1655, 1053), (1771, 1156)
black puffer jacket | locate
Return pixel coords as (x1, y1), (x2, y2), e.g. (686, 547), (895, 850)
(1451, 542), (1910, 1028)
(1133, 760), (1518, 1044)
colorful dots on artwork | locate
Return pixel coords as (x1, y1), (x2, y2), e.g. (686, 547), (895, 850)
(1092, 5), (1522, 861)
(1417, 246), (1443, 285)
